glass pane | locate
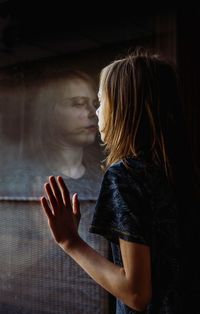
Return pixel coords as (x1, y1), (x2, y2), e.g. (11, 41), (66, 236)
(0, 58), (109, 313)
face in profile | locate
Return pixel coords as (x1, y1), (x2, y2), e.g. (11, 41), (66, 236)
(54, 77), (99, 147)
(96, 89), (106, 142)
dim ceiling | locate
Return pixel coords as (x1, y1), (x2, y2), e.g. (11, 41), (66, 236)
(0, 1), (174, 68)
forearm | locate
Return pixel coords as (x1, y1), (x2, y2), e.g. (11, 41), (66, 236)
(62, 237), (143, 310)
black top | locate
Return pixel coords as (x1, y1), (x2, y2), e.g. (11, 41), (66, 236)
(90, 157), (180, 314)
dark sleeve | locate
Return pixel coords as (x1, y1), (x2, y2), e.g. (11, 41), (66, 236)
(89, 162), (152, 245)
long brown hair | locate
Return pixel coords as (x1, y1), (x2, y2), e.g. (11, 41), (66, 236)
(99, 48), (184, 183)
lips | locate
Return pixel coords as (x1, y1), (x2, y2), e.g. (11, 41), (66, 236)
(85, 124), (97, 128)
(84, 125), (97, 132)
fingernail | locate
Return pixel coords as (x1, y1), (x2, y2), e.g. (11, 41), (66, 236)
(40, 196), (45, 203)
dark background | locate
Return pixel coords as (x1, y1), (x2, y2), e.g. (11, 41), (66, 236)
(0, 2), (179, 67)
(1, 1), (198, 209)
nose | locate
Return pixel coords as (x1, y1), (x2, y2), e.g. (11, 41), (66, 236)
(96, 108), (99, 117)
(85, 102), (97, 119)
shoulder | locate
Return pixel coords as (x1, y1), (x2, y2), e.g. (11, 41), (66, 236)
(105, 157), (148, 182)
(106, 158), (138, 173)
(102, 158), (149, 197)
(103, 157), (167, 199)
(105, 160), (125, 176)
(103, 160), (129, 187)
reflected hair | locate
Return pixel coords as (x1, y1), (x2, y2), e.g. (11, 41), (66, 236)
(99, 48), (184, 183)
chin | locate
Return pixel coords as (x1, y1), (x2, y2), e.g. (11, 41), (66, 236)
(68, 134), (96, 147)
(100, 133), (105, 142)
(81, 136), (96, 147)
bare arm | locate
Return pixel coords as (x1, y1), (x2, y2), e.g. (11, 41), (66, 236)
(41, 176), (152, 312)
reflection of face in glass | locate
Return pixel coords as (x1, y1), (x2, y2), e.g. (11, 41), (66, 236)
(54, 78), (98, 147)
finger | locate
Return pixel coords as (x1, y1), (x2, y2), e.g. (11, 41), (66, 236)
(40, 196), (54, 219)
(49, 176), (63, 207)
(72, 193), (80, 216)
(45, 183), (57, 211)
(57, 176), (71, 208)
(72, 193), (81, 228)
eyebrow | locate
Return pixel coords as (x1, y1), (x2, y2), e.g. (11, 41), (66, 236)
(60, 96), (98, 105)
(61, 96), (90, 102)
(70, 96), (88, 101)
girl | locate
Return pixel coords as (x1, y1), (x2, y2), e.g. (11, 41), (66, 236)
(41, 49), (189, 313)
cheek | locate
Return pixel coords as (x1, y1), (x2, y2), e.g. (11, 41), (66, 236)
(56, 107), (79, 123)
(54, 108), (76, 133)
(66, 107), (88, 121)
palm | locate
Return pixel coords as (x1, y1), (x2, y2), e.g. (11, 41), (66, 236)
(41, 176), (81, 250)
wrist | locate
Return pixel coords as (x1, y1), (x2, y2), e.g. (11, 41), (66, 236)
(60, 234), (82, 254)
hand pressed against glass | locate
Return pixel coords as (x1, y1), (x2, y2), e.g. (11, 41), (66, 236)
(41, 176), (81, 250)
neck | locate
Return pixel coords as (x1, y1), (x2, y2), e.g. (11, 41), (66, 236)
(45, 143), (85, 179)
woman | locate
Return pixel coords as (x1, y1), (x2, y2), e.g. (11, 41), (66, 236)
(40, 49), (196, 313)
